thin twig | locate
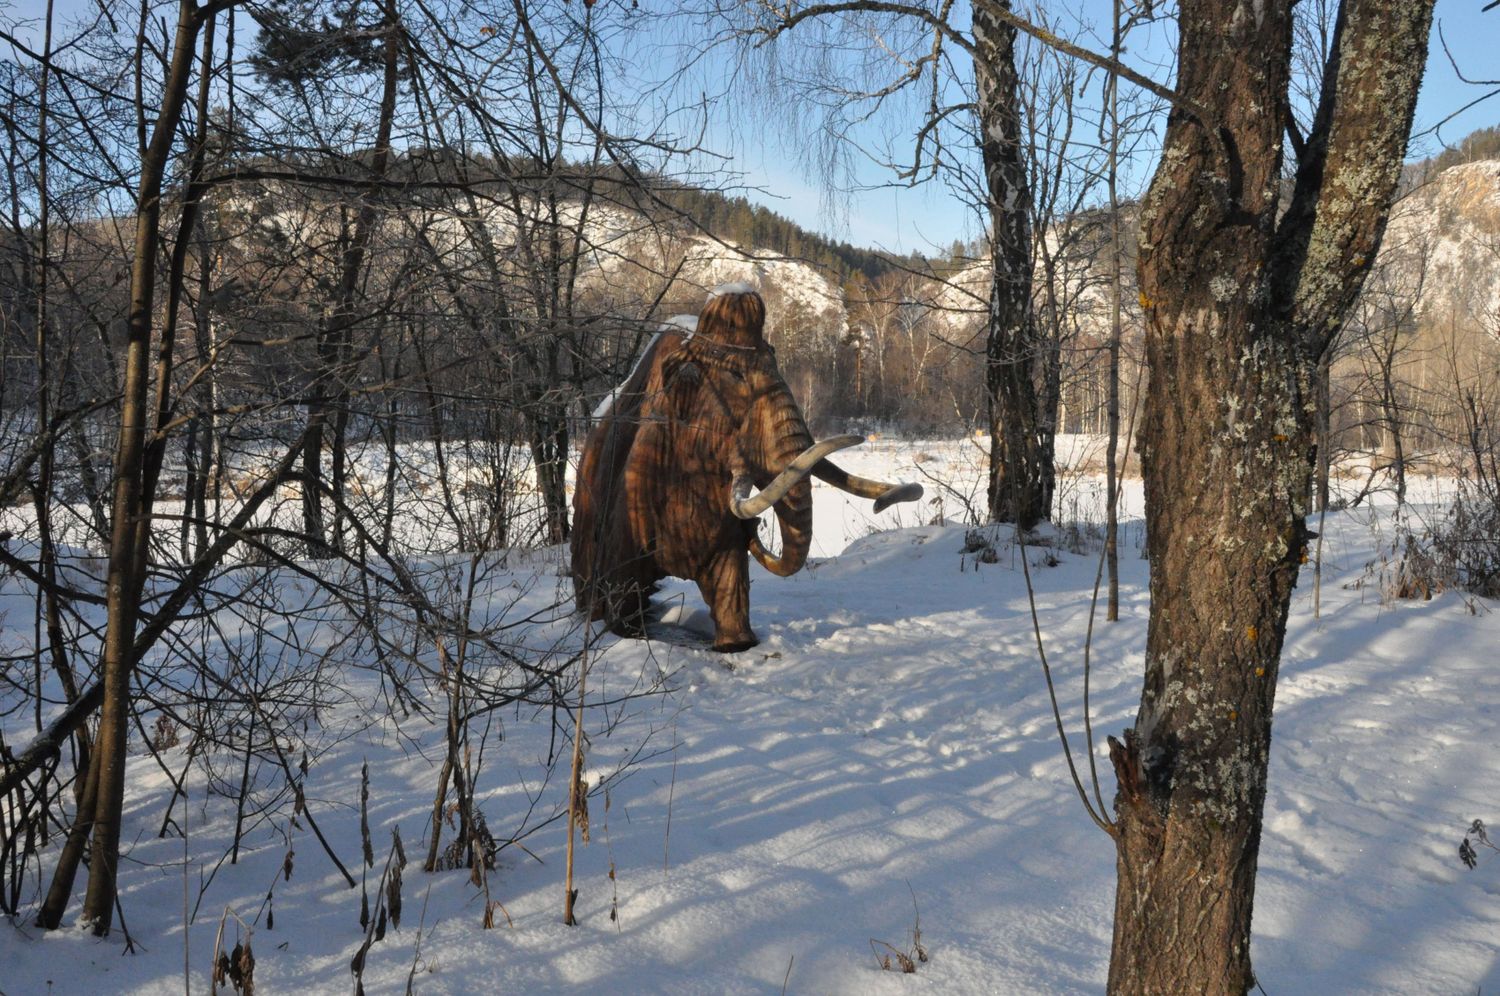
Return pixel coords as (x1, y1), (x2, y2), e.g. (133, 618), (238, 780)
(1015, 523), (1115, 835)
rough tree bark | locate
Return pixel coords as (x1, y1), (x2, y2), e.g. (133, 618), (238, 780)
(1106, 2), (1433, 992)
(973, 0), (1049, 529)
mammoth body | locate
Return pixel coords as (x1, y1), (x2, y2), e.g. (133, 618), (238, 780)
(571, 287), (920, 652)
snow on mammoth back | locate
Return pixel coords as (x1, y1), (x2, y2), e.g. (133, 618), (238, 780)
(590, 314), (700, 422)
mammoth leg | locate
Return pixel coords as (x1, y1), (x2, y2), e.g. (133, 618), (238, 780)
(600, 557), (661, 638)
(696, 550), (758, 653)
(577, 548), (660, 639)
(607, 577), (658, 638)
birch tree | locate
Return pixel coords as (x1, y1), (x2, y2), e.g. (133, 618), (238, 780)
(971, 0), (1048, 528)
(737, 0), (1059, 526)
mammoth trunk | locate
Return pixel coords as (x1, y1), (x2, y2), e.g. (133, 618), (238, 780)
(746, 391), (815, 578)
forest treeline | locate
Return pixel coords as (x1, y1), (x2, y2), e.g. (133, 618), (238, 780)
(1407, 124), (1500, 186)
(652, 184), (913, 282)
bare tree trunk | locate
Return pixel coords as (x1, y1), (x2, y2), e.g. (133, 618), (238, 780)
(1104, 0), (1123, 621)
(28, 0), (89, 774)
(183, 236), (217, 560)
(32, 0), (56, 737)
(530, 395), (571, 546)
(974, 0), (1047, 529)
(38, 746), (100, 929)
(1379, 345), (1408, 505)
(1107, 2), (1432, 991)
(1314, 347), (1332, 511)
(78, 0), (214, 934)
(304, 0), (400, 557)
(169, 17), (220, 565)
(67, 0), (246, 932)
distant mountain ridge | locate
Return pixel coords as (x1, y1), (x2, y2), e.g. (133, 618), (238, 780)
(652, 185), (911, 285)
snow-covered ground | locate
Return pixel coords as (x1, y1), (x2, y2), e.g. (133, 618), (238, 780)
(3, 438), (1499, 994)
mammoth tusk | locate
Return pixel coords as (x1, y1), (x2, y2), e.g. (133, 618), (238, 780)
(729, 434), (864, 519)
(812, 459), (925, 513)
(872, 481), (924, 513)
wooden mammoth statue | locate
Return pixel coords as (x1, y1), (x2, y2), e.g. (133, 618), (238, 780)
(571, 285), (922, 651)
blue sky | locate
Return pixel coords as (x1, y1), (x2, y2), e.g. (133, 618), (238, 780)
(3, 0), (1495, 254)
(718, 0), (1500, 253)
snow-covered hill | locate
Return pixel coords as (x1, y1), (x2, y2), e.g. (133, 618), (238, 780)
(1385, 159), (1500, 326)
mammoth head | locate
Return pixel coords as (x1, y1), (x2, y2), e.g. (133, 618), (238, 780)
(699, 282), (766, 349)
(677, 282), (921, 511)
(663, 285), (792, 449)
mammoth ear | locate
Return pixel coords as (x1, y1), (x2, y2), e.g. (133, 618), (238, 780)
(659, 356), (702, 423)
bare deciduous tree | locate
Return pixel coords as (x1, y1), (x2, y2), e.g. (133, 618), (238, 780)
(1105, 2), (1434, 990)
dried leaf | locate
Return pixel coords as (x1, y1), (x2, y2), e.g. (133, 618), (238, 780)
(387, 865), (403, 930)
(238, 940), (256, 996)
(573, 773), (591, 845)
(360, 761), (374, 869)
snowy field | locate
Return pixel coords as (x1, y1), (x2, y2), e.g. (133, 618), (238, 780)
(3, 437), (1500, 994)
